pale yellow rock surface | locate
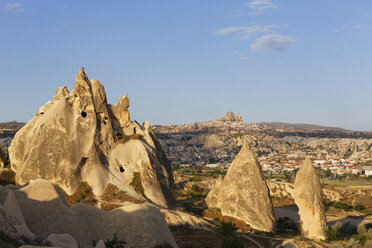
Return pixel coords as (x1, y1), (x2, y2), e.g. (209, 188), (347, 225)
(0, 144), (6, 168)
(293, 158), (328, 240)
(8, 67), (174, 208)
(205, 143), (276, 232)
(160, 209), (214, 231)
(95, 240), (106, 248)
(13, 179), (178, 248)
(2, 190), (35, 240)
(45, 233), (78, 248)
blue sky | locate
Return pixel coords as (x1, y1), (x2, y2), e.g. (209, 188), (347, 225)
(1, 0), (372, 130)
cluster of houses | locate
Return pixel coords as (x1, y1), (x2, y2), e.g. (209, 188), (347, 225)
(259, 155), (372, 176)
(179, 153), (372, 177)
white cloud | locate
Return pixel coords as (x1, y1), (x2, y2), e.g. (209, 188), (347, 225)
(250, 34), (295, 52)
(216, 25), (279, 39)
(247, 0), (278, 15)
(240, 56), (248, 60)
(5, 2), (24, 12)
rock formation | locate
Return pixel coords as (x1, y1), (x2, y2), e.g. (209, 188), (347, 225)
(0, 144), (6, 168)
(293, 158), (328, 240)
(205, 143), (276, 232)
(8, 68), (175, 208)
(220, 112), (243, 122)
(0, 179), (178, 248)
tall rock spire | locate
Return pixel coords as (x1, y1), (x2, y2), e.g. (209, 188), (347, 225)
(293, 158), (328, 240)
(206, 143), (276, 232)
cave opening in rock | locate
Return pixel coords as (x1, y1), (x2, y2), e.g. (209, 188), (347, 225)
(119, 166), (125, 173)
(81, 111), (87, 118)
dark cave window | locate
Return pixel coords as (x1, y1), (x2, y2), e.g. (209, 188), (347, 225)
(81, 111), (87, 118)
(119, 166), (125, 173)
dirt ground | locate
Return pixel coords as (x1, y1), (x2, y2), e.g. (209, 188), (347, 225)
(170, 227), (259, 248)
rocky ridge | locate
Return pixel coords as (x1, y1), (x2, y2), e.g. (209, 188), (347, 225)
(154, 113), (372, 166)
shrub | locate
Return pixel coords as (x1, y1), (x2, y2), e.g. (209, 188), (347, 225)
(325, 228), (340, 242)
(216, 221), (238, 236)
(276, 217), (301, 236)
(358, 223), (366, 235)
(332, 201), (351, 211)
(354, 203), (365, 211)
(221, 237), (244, 248)
(189, 176), (202, 182)
(92, 233), (126, 248)
(154, 242), (173, 248)
(0, 168), (15, 186)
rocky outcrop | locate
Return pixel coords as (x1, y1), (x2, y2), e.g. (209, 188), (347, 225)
(8, 68), (174, 208)
(205, 143), (276, 232)
(161, 209), (214, 231)
(220, 112), (243, 122)
(293, 158), (328, 240)
(0, 179), (178, 248)
(45, 233), (78, 248)
(0, 144), (6, 168)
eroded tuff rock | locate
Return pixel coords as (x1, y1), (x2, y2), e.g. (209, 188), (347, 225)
(0, 144), (6, 168)
(0, 179), (178, 248)
(293, 158), (328, 240)
(205, 143), (275, 232)
(9, 68), (174, 208)
(220, 112), (243, 122)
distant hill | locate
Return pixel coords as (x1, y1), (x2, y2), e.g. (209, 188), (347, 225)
(260, 122), (349, 132)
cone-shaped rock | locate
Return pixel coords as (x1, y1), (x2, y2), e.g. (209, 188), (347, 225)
(293, 158), (328, 240)
(0, 144), (6, 168)
(205, 143), (276, 232)
(9, 68), (175, 208)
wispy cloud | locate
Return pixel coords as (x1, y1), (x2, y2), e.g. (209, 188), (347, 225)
(247, 0), (278, 15)
(250, 34), (295, 52)
(4, 2), (24, 12)
(227, 0), (278, 18)
(240, 56), (248, 60)
(216, 25), (279, 39)
(332, 24), (372, 33)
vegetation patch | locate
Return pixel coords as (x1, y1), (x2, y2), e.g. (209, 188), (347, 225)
(332, 201), (352, 211)
(325, 180), (370, 187)
(120, 134), (143, 144)
(170, 226), (256, 248)
(276, 217), (301, 238)
(154, 242), (174, 248)
(215, 221), (238, 236)
(0, 168), (15, 186)
(92, 233), (126, 248)
(129, 172), (145, 197)
(101, 183), (144, 207)
(59, 182), (97, 206)
(203, 208), (251, 231)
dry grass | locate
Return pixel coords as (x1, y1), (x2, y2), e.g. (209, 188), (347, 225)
(170, 226), (258, 248)
(203, 208), (251, 232)
(119, 133), (143, 144)
(130, 172), (145, 196)
(101, 183), (144, 208)
(0, 168), (15, 186)
(59, 182), (97, 207)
